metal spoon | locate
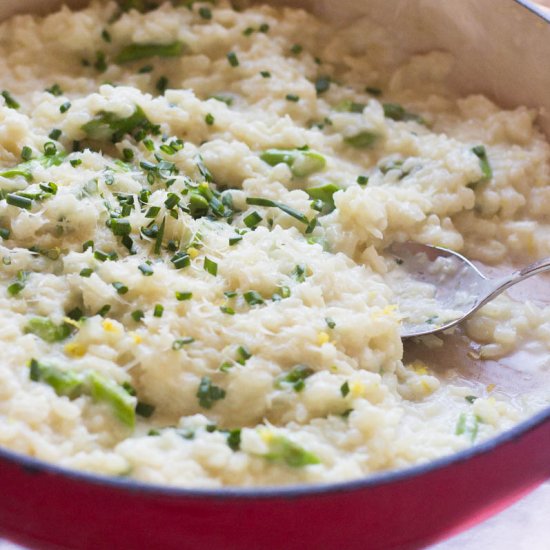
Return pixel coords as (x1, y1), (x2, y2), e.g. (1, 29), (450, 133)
(389, 242), (550, 338)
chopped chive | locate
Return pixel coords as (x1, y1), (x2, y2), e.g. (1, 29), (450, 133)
(243, 291), (264, 306)
(315, 76), (330, 94)
(70, 159), (82, 167)
(175, 291), (192, 301)
(1, 90), (20, 109)
(229, 235), (243, 246)
(259, 23), (269, 32)
(290, 44), (303, 55)
(198, 6), (212, 19)
(138, 263), (154, 276)
(340, 381), (350, 397)
(366, 86), (382, 96)
(80, 268), (93, 277)
(111, 218), (131, 236)
(97, 304), (111, 317)
(357, 175), (368, 186)
(153, 217), (165, 254)
(286, 94), (300, 102)
(170, 252), (190, 269)
(172, 337), (195, 349)
(59, 102), (71, 113)
(196, 376), (226, 409)
(122, 148), (134, 162)
(325, 317), (336, 329)
(236, 345), (251, 364)
(145, 206), (161, 218)
(203, 257), (218, 276)
(205, 113), (215, 126)
(82, 240), (94, 251)
(101, 29), (112, 43)
(220, 306), (235, 315)
(142, 138), (154, 151)
(156, 76), (169, 95)
(246, 197), (309, 224)
(471, 145), (492, 183)
(153, 304), (164, 317)
(45, 83), (63, 96)
(243, 27), (254, 36)
(94, 51), (107, 73)
(260, 71), (271, 78)
(291, 264), (307, 282)
(383, 102), (424, 124)
(276, 364), (314, 392)
(48, 129), (62, 140)
(243, 211), (262, 229)
(465, 395), (478, 404)
(136, 401), (155, 418)
(0, 227), (10, 240)
(6, 193), (32, 210)
(131, 309), (145, 322)
(335, 100), (366, 113)
(226, 429), (241, 451)
(93, 250), (116, 262)
(112, 282), (129, 295)
(227, 52), (239, 67)
(138, 64), (154, 73)
(219, 361), (233, 373)
(21, 146), (33, 161)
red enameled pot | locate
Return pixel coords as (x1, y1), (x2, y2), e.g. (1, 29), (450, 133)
(1, 1), (550, 548)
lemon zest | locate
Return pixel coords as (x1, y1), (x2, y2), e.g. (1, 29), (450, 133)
(317, 331), (329, 346)
(187, 247), (199, 259)
(64, 342), (86, 358)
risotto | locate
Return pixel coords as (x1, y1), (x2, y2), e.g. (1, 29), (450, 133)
(0, 0), (549, 487)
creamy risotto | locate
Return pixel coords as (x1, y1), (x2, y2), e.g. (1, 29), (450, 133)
(0, 0), (549, 487)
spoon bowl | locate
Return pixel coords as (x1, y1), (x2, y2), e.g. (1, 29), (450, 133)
(389, 242), (550, 338)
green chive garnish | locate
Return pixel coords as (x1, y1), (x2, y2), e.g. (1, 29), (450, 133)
(243, 211), (262, 229)
(196, 376), (226, 408)
(153, 304), (164, 318)
(172, 337), (195, 349)
(111, 218), (131, 236)
(203, 257), (218, 276)
(138, 263), (154, 276)
(6, 193), (32, 210)
(1, 90), (20, 109)
(112, 282), (129, 295)
(227, 52), (239, 67)
(131, 310), (144, 322)
(243, 291), (264, 306)
(246, 197), (309, 224)
(171, 252), (190, 269)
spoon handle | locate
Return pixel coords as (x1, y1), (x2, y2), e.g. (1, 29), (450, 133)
(480, 256), (550, 307)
